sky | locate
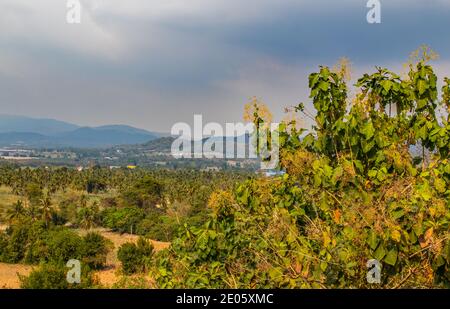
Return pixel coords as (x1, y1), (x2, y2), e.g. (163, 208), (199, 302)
(0, 0), (449, 132)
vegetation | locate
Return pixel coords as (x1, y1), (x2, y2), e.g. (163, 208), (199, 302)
(117, 237), (154, 275)
(152, 48), (450, 288)
(1, 47), (448, 289)
(19, 263), (99, 289)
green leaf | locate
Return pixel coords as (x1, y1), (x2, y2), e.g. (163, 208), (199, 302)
(384, 248), (398, 266)
(368, 170), (377, 178)
(392, 209), (405, 220)
(319, 81), (329, 92)
(380, 80), (392, 93)
(367, 230), (379, 250)
(374, 245), (386, 261)
(331, 166), (343, 185)
(417, 79), (428, 95)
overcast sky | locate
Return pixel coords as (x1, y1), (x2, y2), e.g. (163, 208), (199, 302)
(0, 0), (449, 132)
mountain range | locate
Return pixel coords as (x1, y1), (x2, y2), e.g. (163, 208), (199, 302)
(0, 115), (163, 148)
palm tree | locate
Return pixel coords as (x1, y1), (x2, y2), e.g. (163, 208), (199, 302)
(6, 200), (26, 225)
(39, 193), (53, 227)
(79, 194), (88, 209)
(79, 201), (99, 230)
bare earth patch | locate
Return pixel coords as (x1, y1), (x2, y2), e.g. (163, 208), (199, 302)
(0, 263), (34, 289)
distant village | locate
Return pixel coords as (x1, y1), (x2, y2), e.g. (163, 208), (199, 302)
(0, 146), (259, 172)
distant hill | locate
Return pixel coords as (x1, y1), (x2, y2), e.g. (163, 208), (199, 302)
(0, 115), (161, 148)
(140, 136), (176, 152)
(55, 127), (157, 148)
(0, 115), (79, 135)
(0, 132), (56, 147)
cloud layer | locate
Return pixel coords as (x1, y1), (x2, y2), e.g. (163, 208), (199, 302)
(0, 0), (449, 131)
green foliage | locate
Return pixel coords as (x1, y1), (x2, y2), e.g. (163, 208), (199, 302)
(120, 176), (163, 209)
(0, 221), (110, 269)
(45, 229), (84, 264)
(81, 232), (112, 270)
(19, 263), (98, 289)
(102, 207), (146, 234)
(117, 237), (154, 275)
(152, 54), (450, 288)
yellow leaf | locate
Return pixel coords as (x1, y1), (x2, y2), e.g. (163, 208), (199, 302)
(323, 231), (331, 248)
(391, 230), (401, 242)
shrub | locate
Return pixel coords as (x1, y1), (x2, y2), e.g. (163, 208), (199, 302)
(19, 263), (98, 289)
(81, 232), (111, 270)
(0, 222), (111, 268)
(45, 229), (84, 264)
(5, 220), (31, 263)
(117, 237), (154, 275)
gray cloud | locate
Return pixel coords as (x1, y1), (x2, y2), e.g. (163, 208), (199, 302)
(0, 0), (449, 131)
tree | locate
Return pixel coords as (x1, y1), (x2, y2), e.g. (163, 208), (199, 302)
(39, 193), (53, 228)
(6, 200), (26, 225)
(152, 49), (450, 289)
(77, 201), (99, 230)
(117, 237), (154, 275)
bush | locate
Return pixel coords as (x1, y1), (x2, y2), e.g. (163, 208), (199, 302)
(81, 232), (111, 270)
(4, 220), (32, 263)
(117, 237), (154, 275)
(19, 263), (98, 289)
(152, 57), (450, 288)
(45, 229), (84, 264)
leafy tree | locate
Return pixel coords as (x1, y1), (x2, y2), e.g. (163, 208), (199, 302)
(152, 48), (450, 288)
(81, 232), (111, 270)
